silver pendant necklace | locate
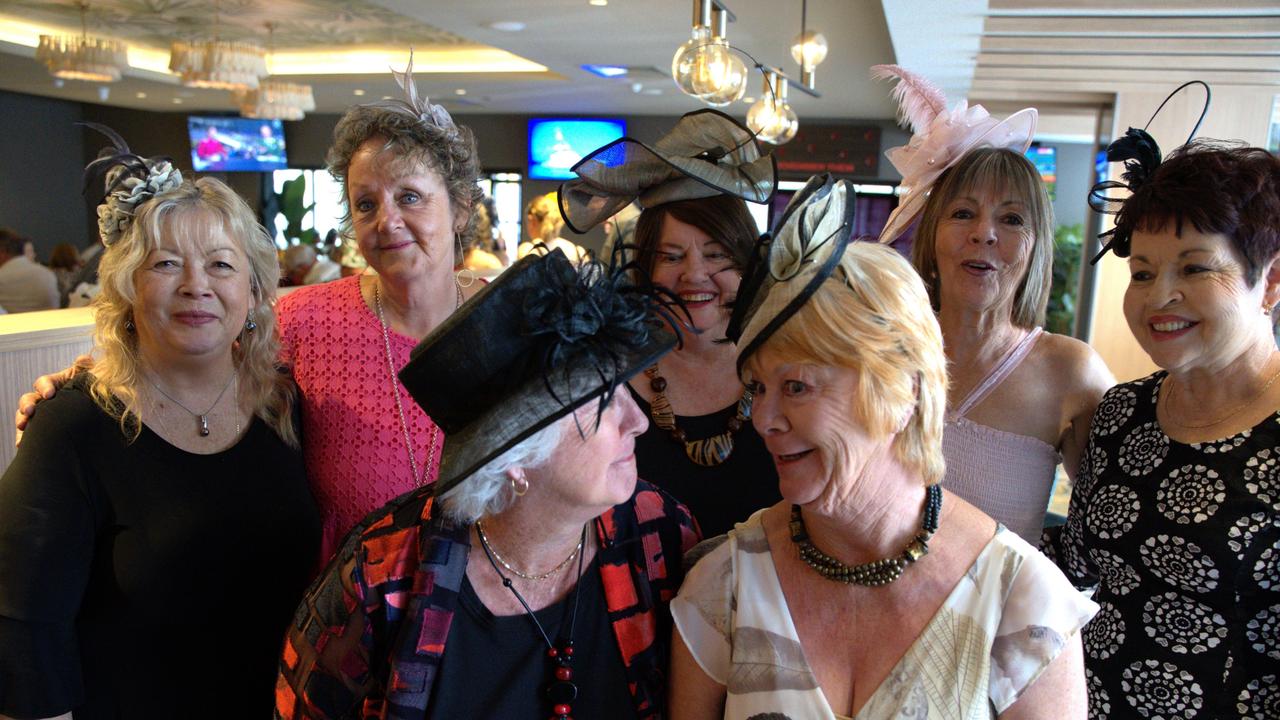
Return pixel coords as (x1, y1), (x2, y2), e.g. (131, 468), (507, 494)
(145, 371), (237, 437)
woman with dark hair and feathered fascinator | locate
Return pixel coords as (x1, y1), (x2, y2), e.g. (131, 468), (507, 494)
(274, 249), (699, 719)
(873, 65), (1114, 545)
(559, 109), (781, 538)
(0, 125), (319, 719)
(1044, 82), (1280, 720)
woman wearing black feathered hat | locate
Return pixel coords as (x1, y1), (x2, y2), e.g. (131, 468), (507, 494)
(275, 249), (699, 720)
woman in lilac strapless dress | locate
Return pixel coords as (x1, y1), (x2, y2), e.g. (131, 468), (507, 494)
(899, 147), (1113, 544)
(873, 67), (1114, 544)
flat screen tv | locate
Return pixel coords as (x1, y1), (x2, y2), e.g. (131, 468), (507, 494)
(528, 118), (626, 181)
(188, 116), (287, 172)
(1025, 145), (1056, 200)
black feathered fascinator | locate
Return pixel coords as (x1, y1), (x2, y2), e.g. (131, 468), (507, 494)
(1088, 81), (1211, 264)
(398, 248), (676, 496)
(81, 122), (183, 247)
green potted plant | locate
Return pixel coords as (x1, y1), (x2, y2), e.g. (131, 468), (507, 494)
(1047, 223), (1083, 336)
(277, 174), (318, 246)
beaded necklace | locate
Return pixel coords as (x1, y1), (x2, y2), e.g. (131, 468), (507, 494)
(790, 484), (942, 586)
(644, 364), (752, 466)
(374, 279), (461, 486)
(478, 523), (588, 720)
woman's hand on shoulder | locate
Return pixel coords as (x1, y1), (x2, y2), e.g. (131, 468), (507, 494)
(14, 355), (93, 446)
(1043, 334), (1114, 479)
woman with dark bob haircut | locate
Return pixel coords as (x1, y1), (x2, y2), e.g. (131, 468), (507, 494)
(560, 110), (781, 537)
(1049, 138), (1280, 719)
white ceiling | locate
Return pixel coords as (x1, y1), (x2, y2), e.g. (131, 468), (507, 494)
(0, 0), (1274, 134)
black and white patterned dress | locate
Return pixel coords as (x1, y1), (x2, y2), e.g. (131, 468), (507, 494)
(1050, 372), (1280, 719)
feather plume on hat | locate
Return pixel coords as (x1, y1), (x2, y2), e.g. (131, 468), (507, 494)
(872, 64), (947, 132)
(870, 65), (1037, 247)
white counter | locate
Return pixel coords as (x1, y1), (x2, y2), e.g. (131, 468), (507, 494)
(0, 307), (95, 473)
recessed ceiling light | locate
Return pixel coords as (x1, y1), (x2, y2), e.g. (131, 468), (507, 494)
(52, 78), (64, 88)
(353, 89), (366, 96)
(487, 20), (526, 32)
(584, 64), (628, 78)
(742, 96), (755, 104)
(455, 88), (467, 96)
(589, 0), (608, 5)
(172, 98), (183, 104)
(136, 91), (147, 99)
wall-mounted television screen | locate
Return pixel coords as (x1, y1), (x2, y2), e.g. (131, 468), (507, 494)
(188, 116), (287, 172)
(1025, 145), (1056, 200)
(528, 118), (626, 181)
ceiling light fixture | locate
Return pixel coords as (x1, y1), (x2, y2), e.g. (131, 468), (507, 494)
(35, 2), (127, 83)
(235, 23), (314, 120)
(583, 64), (629, 78)
(589, 0), (609, 6)
(747, 71), (798, 145)
(789, 0), (827, 89)
(486, 21), (526, 32)
(169, 0), (266, 90)
(353, 89), (366, 96)
(671, 0), (747, 106)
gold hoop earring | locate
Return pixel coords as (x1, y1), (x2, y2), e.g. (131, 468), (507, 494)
(510, 471), (529, 497)
(456, 267), (477, 288)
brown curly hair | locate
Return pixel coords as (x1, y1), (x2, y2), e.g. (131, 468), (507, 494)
(1112, 139), (1280, 286)
(326, 104), (483, 250)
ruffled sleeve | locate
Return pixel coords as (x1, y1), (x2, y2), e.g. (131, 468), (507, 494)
(670, 535), (734, 685)
(989, 534), (1099, 713)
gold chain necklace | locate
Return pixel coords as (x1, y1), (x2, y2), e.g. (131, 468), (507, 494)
(475, 520), (584, 581)
(644, 365), (752, 466)
(1163, 359), (1280, 429)
(373, 278), (462, 486)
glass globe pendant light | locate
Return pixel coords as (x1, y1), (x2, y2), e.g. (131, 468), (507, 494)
(746, 72), (783, 143)
(788, 0), (827, 90)
(696, 6), (748, 106)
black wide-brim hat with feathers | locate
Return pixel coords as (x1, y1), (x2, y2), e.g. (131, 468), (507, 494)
(399, 248), (676, 496)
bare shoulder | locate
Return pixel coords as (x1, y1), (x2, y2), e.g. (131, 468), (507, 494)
(1034, 332), (1114, 396)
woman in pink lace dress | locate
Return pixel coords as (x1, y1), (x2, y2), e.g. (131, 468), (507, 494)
(275, 60), (488, 561)
(875, 66), (1113, 543)
(15, 59), (483, 565)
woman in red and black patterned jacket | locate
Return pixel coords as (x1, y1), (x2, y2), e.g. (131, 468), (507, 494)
(276, 248), (700, 720)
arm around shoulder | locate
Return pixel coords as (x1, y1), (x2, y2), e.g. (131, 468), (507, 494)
(669, 628), (727, 720)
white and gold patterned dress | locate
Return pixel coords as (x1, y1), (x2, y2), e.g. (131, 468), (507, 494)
(672, 511), (1097, 719)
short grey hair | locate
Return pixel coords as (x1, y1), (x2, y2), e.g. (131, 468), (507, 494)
(437, 419), (566, 524)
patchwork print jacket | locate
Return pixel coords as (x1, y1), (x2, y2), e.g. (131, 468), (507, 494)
(275, 481), (700, 719)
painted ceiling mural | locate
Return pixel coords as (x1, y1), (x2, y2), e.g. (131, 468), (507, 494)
(11, 0), (470, 49)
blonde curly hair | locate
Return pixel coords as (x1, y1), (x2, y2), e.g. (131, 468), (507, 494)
(90, 177), (297, 447)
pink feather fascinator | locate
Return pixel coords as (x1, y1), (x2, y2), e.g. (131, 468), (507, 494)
(870, 64), (1037, 246)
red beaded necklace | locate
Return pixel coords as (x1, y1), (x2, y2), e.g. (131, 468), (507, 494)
(477, 523), (588, 719)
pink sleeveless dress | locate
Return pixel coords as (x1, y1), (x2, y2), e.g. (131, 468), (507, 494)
(943, 328), (1060, 543)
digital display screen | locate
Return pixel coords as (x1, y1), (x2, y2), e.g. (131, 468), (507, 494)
(188, 116), (288, 172)
(528, 118), (626, 181)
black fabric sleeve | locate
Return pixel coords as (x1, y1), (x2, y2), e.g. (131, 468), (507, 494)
(0, 390), (99, 716)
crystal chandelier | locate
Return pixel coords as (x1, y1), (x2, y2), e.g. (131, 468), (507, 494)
(236, 79), (315, 121)
(235, 24), (314, 120)
(168, 1), (265, 91)
(36, 2), (127, 83)
(169, 39), (266, 90)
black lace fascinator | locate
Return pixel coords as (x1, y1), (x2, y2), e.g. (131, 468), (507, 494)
(398, 248), (677, 496)
(726, 173), (856, 375)
(1088, 80), (1211, 264)
(81, 122), (183, 247)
